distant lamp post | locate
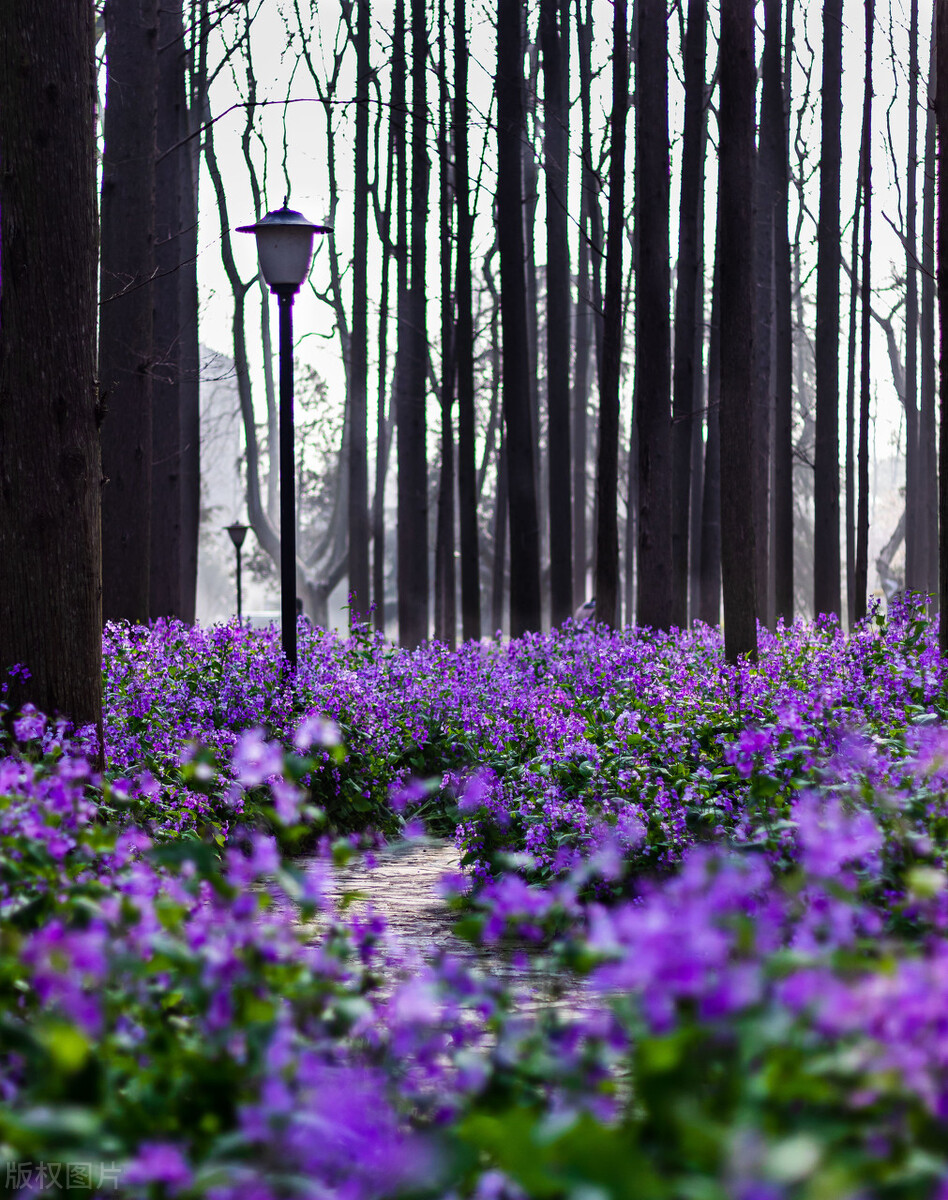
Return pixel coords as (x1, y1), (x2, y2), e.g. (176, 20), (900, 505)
(226, 522), (249, 623)
(237, 200), (331, 671)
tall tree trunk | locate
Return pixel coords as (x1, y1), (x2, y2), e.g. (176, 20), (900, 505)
(100, 0), (159, 624)
(635, 0), (673, 630)
(522, 24), (543, 592)
(844, 156), (862, 628)
(771, 0), (793, 625)
(905, 0), (921, 595)
(718, 0), (758, 661)
(373, 62), (396, 633)
(921, 25), (939, 605)
(687, 82), (709, 623)
(936, 0), (948, 650)
(434, 0), (456, 647)
(491, 437), (509, 635)
(573, 0), (597, 608)
(349, 0), (371, 622)
(177, 6), (201, 626)
(573, 184), (592, 608)
(151, 0), (189, 620)
(454, 0), (481, 641)
(542, 0), (573, 627)
(397, 0), (430, 645)
(595, 0), (628, 630)
(699, 206), (722, 627)
(670, 0), (707, 628)
(753, 0), (777, 629)
(813, 0), (843, 619)
(0, 0), (103, 732)
(854, 0), (873, 622)
(497, 0), (542, 636)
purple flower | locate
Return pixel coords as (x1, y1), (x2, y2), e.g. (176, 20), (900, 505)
(123, 1142), (192, 1193)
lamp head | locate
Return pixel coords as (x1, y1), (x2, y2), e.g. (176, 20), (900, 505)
(236, 202), (331, 293)
(226, 522), (249, 550)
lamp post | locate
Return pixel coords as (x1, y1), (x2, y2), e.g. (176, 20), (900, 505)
(237, 201), (330, 671)
(226, 522), (249, 622)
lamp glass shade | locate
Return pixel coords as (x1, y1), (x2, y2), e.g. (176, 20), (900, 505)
(236, 204), (330, 292)
(226, 522), (249, 550)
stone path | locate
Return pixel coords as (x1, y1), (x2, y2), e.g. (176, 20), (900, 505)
(330, 837), (589, 1012)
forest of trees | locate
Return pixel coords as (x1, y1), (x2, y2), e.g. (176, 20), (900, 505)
(4, 0), (948, 726)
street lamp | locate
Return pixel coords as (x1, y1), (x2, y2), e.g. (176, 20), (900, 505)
(237, 200), (331, 671)
(225, 522), (249, 623)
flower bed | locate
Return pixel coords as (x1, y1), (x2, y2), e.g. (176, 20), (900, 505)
(2, 598), (948, 1197)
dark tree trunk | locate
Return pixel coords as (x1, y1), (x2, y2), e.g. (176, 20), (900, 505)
(349, 0), (371, 622)
(100, 0), (159, 624)
(572, 187), (592, 608)
(491, 437), (509, 636)
(151, 0), (189, 620)
(454, 0), (481, 641)
(595, 0), (628, 630)
(813, 0), (843, 619)
(753, 0), (778, 629)
(670, 0), (707, 628)
(573, 0), (597, 608)
(771, 0), (793, 625)
(905, 0), (921, 595)
(687, 83), (709, 623)
(699, 254), (722, 624)
(373, 54), (396, 634)
(541, 0), (573, 627)
(936, 0), (948, 650)
(434, 0), (456, 648)
(921, 29), (939, 604)
(854, 0), (873, 622)
(844, 163), (862, 629)
(718, 0), (758, 661)
(522, 26), (542, 580)
(635, 0), (673, 631)
(178, 54), (200, 627)
(699, 208), (722, 627)
(497, 0), (541, 636)
(0, 0), (103, 733)
(397, 0), (430, 645)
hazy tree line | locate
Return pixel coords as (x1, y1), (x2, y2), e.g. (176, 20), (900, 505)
(4, 0), (948, 735)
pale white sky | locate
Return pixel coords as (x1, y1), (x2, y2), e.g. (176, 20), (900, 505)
(194, 0), (929, 548)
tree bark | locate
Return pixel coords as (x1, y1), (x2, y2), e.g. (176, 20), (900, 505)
(718, 0), (758, 661)
(936, 0), (948, 649)
(454, 0), (481, 642)
(635, 0), (673, 631)
(595, 0), (628, 630)
(844, 158), (862, 629)
(905, 0), (921, 595)
(671, 0), (707, 628)
(373, 56), (396, 634)
(349, 0), (371, 622)
(541, 0), (573, 627)
(0, 0), (102, 733)
(921, 24), (939, 604)
(178, 36), (200, 627)
(813, 0), (843, 619)
(434, 0), (456, 648)
(151, 0), (187, 620)
(100, 0), (159, 624)
(699, 234), (722, 627)
(771, 0), (793, 626)
(573, 0), (596, 608)
(497, 0), (542, 636)
(397, 0), (430, 645)
(854, 0), (873, 623)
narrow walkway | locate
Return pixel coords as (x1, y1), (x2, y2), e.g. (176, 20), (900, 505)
(331, 837), (588, 1013)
